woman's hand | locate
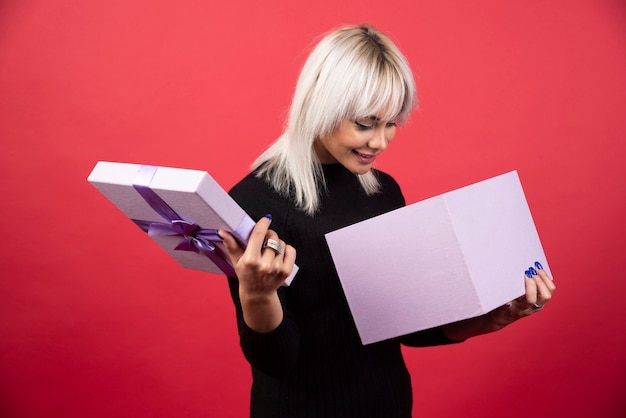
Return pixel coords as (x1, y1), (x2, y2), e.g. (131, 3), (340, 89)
(219, 215), (296, 332)
(443, 262), (556, 341)
(504, 262), (556, 319)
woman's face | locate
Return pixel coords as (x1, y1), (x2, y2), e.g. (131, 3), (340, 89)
(314, 116), (397, 174)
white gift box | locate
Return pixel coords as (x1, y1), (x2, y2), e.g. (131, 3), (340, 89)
(325, 171), (550, 344)
(88, 161), (297, 284)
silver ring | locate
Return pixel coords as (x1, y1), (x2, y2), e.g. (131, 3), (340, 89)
(532, 303), (543, 310)
(263, 238), (283, 254)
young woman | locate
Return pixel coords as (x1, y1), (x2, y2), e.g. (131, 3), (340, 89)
(218, 24), (555, 418)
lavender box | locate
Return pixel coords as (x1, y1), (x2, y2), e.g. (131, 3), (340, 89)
(325, 171), (550, 344)
(88, 161), (297, 284)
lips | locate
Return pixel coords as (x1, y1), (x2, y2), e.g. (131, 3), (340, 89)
(353, 150), (376, 164)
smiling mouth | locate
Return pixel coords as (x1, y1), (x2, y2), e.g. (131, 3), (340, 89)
(354, 150), (376, 160)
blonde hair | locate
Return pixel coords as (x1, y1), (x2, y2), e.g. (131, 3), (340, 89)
(253, 24), (417, 215)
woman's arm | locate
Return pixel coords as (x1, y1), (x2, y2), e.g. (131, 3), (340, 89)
(219, 215), (300, 377)
(220, 215), (296, 332)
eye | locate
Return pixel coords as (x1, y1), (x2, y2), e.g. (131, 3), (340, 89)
(385, 121), (397, 128)
(354, 117), (375, 130)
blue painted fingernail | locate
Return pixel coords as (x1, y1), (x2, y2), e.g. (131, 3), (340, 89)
(264, 214), (272, 220)
(535, 261), (543, 270)
(525, 270), (532, 278)
(529, 267), (538, 276)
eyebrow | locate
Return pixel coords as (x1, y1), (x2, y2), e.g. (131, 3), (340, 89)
(358, 116), (382, 122)
(360, 115), (397, 122)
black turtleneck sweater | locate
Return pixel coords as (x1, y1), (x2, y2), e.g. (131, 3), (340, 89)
(227, 164), (457, 418)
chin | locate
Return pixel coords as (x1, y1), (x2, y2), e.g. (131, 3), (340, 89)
(349, 165), (373, 175)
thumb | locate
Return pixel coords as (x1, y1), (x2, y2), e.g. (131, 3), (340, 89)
(218, 229), (244, 264)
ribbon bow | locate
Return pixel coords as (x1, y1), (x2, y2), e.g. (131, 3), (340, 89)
(131, 165), (236, 276)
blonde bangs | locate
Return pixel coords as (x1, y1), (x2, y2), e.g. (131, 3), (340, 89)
(354, 61), (411, 123)
(332, 38), (415, 127)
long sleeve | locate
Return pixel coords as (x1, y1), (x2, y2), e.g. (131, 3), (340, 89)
(227, 277), (300, 377)
(399, 326), (460, 347)
(227, 172), (304, 378)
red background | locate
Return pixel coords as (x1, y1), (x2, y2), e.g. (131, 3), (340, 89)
(1, 1), (625, 417)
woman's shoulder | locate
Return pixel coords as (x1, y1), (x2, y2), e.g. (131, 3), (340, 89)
(229, 170), (269, 195)
(372, 168), (402, 192)
(370, 168), (405, 209)
(228, 170), (292, 220)
(372, 167), (397, 182)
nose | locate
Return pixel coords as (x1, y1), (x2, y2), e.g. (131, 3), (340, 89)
(368, 126), (390, 151)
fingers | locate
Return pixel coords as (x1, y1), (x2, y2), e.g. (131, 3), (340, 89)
(526, 263), (555, 308)
(261, 232), (296, 270)
(535, 268), (556, 298)
(255, 230), (296, 282)
(533, 269), (555, 307)
(248, 214), (274, 252)
(514, 262), (555, 315)
(219, 214), (274, 265)
(220, 214), (296, 287)
(523, 275), (539, 306)
(261, 231), (284, 259)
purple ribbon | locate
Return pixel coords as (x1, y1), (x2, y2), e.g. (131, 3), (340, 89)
(131, 165), (236, 276)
